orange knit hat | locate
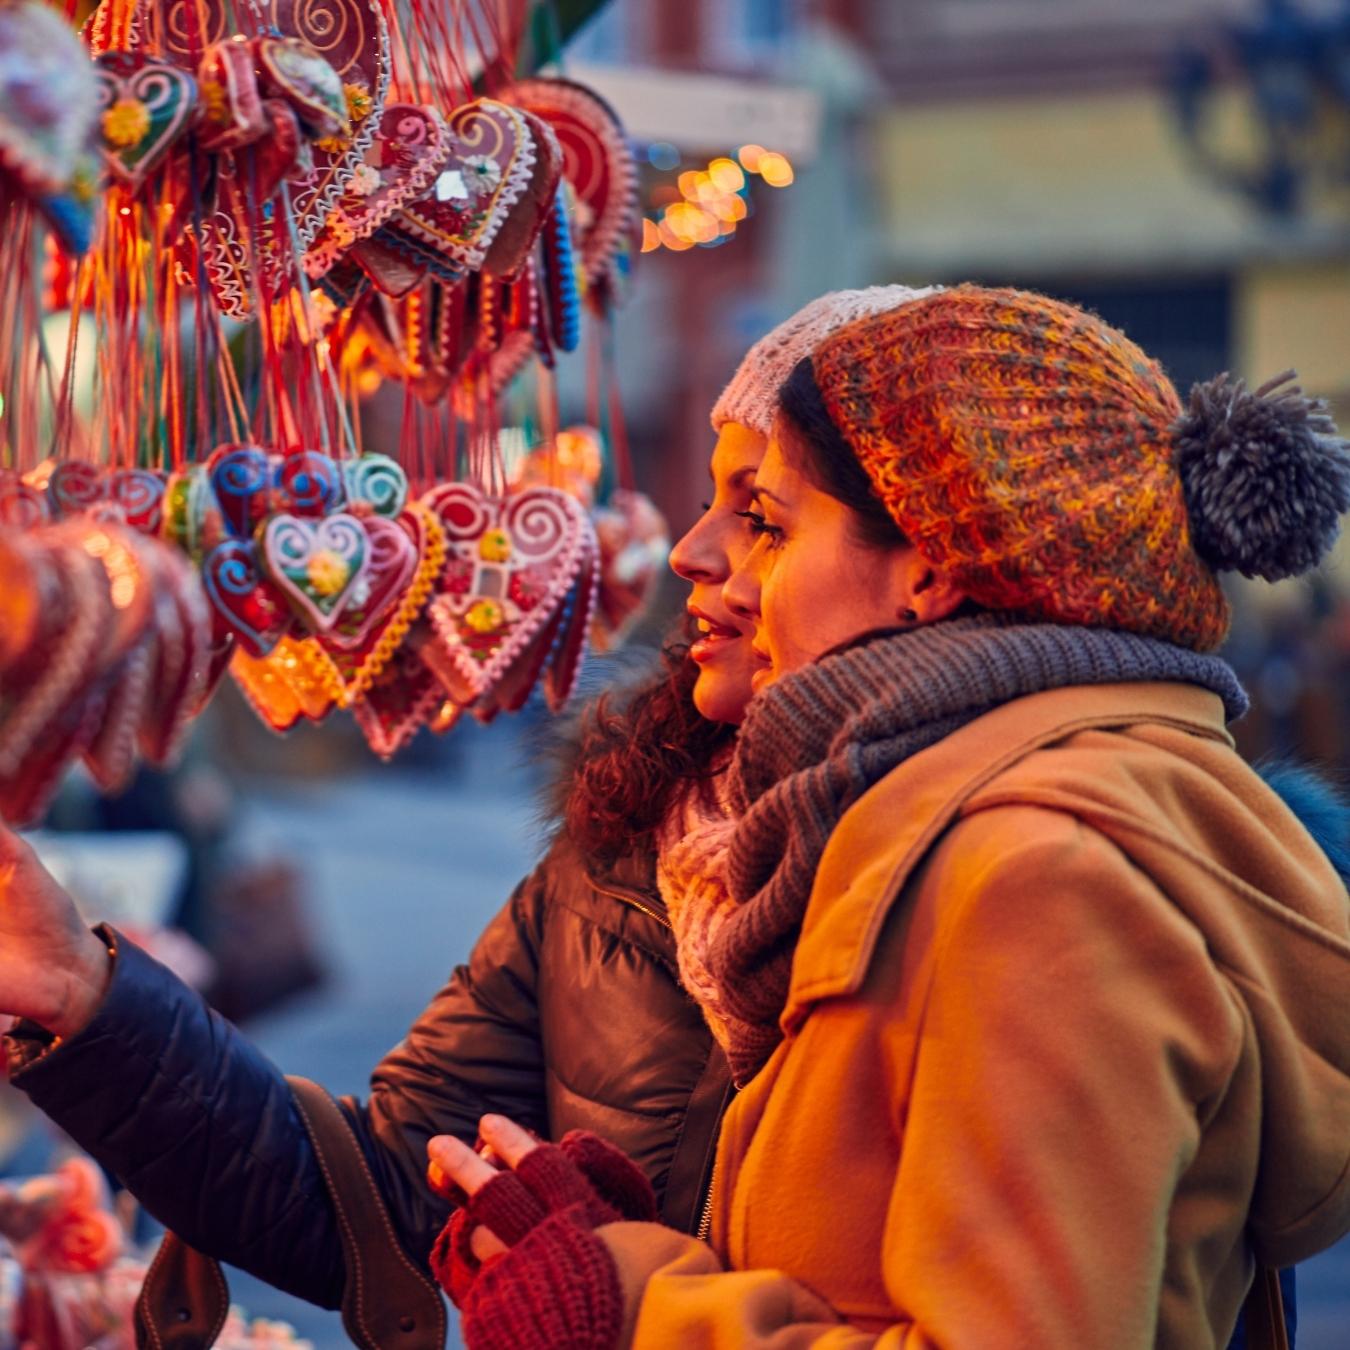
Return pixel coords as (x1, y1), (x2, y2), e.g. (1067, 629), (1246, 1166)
(810, 285), (1350, 652)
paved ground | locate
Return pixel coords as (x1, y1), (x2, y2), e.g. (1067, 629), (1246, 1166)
(217, 718), (1350, 1347)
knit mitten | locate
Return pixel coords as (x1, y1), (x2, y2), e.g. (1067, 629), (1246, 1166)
(430, 1129), (656, 1323)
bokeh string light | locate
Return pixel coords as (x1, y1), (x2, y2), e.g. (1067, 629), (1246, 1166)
(640, 144), (795, 253)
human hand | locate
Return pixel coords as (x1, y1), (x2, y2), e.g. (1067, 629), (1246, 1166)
(426, 1115), (655, 1318)
(0, 821), (111, 1038)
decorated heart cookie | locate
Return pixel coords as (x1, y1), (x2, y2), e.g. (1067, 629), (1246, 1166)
(420, 483), (595, 711)
(261, 511), (370, 632)
(208, 444), (273, 538)
(48, 461), (107, 517)
(0, 3), (100, 196)
(0, 474), (50, 528)
(231, 634), (343, 732)
(163, 465), (227, 562)
(257, 35), (349, 141)
(320, 502), (445, 702)
(351, 627), (443, 759)
(307, 103), (449, 278)
(95, 52), (198, 191)
(480, 108), (562, 281)
(342, 453), (408, 519)
(202, 538), (292, 658)
(195, 37), (267, 152)
(392, 100), (537, 274)
(509, 77), (638, 290)
(109, 468), (167, 534)
(137, 537), (212, 764)
(278, 449), (345, 516)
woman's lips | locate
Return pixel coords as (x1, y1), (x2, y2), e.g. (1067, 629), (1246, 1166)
(689, 613), (743, 664)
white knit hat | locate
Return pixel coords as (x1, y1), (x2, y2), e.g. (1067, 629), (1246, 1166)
(710, 284), (942, 436)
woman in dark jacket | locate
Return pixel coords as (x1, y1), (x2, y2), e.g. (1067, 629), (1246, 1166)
(0, 289), (926, 1312)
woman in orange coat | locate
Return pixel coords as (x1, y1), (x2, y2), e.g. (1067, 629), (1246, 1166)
(433, 286), (1350, 1349)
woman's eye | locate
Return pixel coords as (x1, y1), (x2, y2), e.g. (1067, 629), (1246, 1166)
(699, 501), (713, 512)
(735, 509), (785, 546)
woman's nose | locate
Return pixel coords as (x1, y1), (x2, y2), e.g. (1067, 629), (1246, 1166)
(722, 555), (759, 621)
(669, 517), (726, 584)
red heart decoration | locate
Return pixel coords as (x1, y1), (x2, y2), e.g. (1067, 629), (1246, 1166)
(509, 77), (638, 291)
(307, 103), (450, 278)
(109, 468), (167, 534)
(195, 37), (267, 153)
(48, 461), (107, 517)
(322, 513), (417, 650)
(419, 483), (595, 712)
(392, 100), (537, 274)
(202, 538), (293, 658)
(352, 628), (445, 759)
(480, 108), (562, 282)
(139, 536), (212, 765)
(257, 35), (349, 141)
(321, 502), (446, 702)
(95, 52), (199, 192)
(0, 474), (50, 528)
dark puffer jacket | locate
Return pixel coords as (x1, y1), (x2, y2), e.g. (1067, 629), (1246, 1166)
(5, 834), (732, 1309)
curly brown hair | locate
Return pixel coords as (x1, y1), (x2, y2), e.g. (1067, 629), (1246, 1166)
(564, 634), (736, 869)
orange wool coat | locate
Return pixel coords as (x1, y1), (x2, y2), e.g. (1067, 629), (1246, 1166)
(597, 681), (1350, 1348)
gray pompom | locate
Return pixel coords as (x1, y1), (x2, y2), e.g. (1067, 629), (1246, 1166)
(1174, 370), (1350, 580)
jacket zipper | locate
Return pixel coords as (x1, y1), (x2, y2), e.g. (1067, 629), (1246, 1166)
(695, 1155), (718, 1241)
(592, 881), (673, 931)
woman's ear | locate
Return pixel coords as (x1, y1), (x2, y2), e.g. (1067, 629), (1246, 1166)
(899, 552), (968, 625)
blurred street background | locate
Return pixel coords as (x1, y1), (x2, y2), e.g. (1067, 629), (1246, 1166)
(8, 0), (1350, 1343)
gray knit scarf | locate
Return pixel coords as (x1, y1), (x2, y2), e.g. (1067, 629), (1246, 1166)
(705, 614), (1249, 1085)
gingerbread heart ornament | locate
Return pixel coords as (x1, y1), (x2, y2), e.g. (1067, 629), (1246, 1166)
(109, 468), (167, 534)
(95, 53), (198, 191)
(208, 444), (273, 537)
(0, 2), (100, 196)
(48, 461), (107, 517)
(202, 538), (292, 658)
(321, 503), (446, 703)
(509, 78), (637, 289)
(421, 484), (595, 711)
(351, 628), (443, 759)
(261, 512), (371, 633)
(257, 35), (349, 140)
(0, 474), (50, 529)
(392, 100), (537, 275)
(195, 37), (266, 152)
(307, 103), (449, 278)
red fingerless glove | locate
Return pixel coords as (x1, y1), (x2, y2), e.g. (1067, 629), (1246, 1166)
(429, 1131), (655, 1349)
(461, 1202), (624, 1350)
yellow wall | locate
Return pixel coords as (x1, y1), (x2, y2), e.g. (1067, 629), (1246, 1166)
(876, 88), (1344, 279)
(1235, 262), (1350, 400)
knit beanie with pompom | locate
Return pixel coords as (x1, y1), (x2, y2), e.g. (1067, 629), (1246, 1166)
(710, 284), (941, 438)
(808, 284), (1350, 652)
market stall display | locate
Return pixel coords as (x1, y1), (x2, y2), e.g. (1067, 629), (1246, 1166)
(0, 0), (669, 815)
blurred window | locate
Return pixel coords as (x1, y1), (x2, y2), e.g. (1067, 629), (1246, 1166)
(707, 0), (805, 60)
(567, 4), (636, 64)
(1035, 276), (1232, 394)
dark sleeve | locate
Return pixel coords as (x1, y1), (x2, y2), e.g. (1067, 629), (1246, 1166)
(5, 927), (346, 1307)
(340, 853), (551, 1269)
(5, 856), (555, 1308)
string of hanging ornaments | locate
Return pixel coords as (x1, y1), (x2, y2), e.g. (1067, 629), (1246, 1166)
(0, 0), (678, 825)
